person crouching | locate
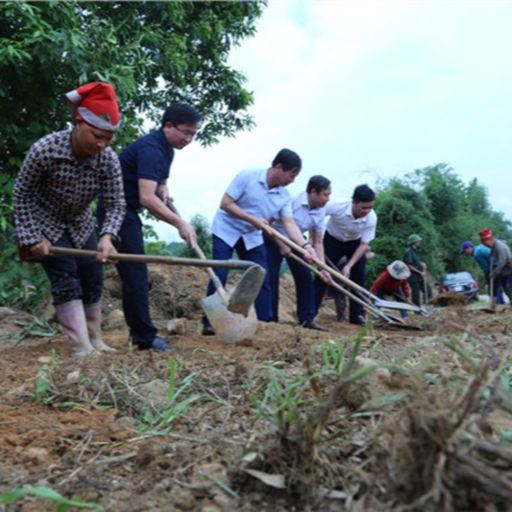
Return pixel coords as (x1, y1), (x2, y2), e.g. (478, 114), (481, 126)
(370, 260), (411, 317)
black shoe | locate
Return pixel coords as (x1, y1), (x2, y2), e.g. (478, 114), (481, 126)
(349, 315), (366, 326)
(202, 325), (215, 336)
(301, 320), (327, 332)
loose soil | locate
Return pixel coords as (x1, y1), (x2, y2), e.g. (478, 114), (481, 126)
(1, 264), (512, 511)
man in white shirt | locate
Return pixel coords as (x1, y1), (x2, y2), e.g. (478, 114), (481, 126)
(265, 175), (332, 330)
(316, 184), (377, 325)
(203, 149), (317, 335)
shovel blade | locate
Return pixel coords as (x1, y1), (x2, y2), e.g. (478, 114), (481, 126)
(227, 264), (266, 317)
(373, 298), (422, 313)
(201, 292), (258, 343)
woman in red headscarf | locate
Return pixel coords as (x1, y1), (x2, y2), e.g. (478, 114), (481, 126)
(13, 82), (126, 357)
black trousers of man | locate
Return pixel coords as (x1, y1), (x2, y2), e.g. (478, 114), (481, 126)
(315, 232), (367, 323)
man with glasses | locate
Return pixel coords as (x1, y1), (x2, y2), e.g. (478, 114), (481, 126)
(103, 103), (203, 352)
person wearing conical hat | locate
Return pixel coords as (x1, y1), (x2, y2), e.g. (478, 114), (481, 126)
(13, 82), (125, 357)
(403, 234), (430, 306)
(370, 260), (411, 317)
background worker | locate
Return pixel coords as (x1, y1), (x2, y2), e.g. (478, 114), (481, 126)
(315, 184), (377, 325)
(105, 103), (203, 352)
(14, 82), (125, 357)
(203, 148), (317, 335)
(370, 260), (411, 318)
(460, 240), (505, 304)
(479, 228), (512, 304)
(265, 175), (332, 331)
(403, 234), (430, 306)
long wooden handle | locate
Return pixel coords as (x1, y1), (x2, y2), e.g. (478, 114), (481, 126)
(166, 200), (228, 301)
(267, 226), (370, 296)
(49, 246), (252, 272)
(286, 252), (405, 325)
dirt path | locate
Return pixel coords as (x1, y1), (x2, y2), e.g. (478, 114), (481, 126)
(1, 266), (512, 511)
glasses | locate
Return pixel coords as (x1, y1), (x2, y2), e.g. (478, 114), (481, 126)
(173, 125), (199, 139)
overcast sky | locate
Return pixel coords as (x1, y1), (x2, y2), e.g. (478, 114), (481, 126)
(155, 0), (512, 242)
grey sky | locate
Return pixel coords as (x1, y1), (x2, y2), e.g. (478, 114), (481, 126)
(155, 0), (512, 242)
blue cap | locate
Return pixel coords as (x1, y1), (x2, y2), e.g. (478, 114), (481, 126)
(460, 240), (474, 254)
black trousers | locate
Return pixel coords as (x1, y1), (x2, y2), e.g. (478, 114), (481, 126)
(41, 231), (102, 306)
(115, 208), (157, 347)
(494, 270), (512, 304)
(315, 233), (367, 321)
(264, 237), (316, 324)
(98, 202), (157, 348)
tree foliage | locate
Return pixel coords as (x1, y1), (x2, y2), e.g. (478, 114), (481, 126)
(368, 165), (512, 286)
(178, 214), (212, 259)
(0, 1), (264, 307)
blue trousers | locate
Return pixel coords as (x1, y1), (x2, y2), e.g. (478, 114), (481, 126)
(114, 207), (157, 348)
(204, 235), (272, 324)
(315, 232), (367, 321)
(41, 231), (102, 306)
(264, 237), (316, 324)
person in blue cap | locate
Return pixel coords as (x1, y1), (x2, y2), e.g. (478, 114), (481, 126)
(461, 240), (505, 304)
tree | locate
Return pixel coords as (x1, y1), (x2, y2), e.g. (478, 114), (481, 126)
(368, 178), (442, 284)
(178, 214), (212, 259)
(0, 1), (264, 307)
(371, 166), (512, 287)
(414, 164), (465, 227)
(466, 178), (490, 216)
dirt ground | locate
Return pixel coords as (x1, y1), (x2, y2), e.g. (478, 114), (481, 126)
(1, 264), (512, 511)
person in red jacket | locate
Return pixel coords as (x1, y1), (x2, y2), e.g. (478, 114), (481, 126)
(370, 260), (411, 317)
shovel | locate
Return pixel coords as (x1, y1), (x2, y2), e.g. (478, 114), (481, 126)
(490, 275), (497, 311)
(266, 228), (410, 327)
(191, 244), (260, 343)
(165, 201), (266, 341)
(480, 274), (497, 313)
(49, 246), (262, 343)
(420, 274), (435, 316)
(165, 201), (266, 317)
(322, 254), (426, 315)
(286, 252), (409, 327)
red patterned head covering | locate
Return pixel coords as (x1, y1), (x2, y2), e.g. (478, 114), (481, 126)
(65, 82), (121, 131)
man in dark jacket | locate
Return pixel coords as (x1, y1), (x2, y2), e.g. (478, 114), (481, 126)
(111, 104), (203, 351)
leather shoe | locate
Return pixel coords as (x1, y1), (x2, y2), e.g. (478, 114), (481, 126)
(301, 320), (327, 332)
(202, 325), (215, 336)
(349, 315), (366, 326)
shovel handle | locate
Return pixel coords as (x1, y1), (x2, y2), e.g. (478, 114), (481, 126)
(268, 226), (371, 296)
(191, 244), (229, 301)
(166, 200), (229, 301)
(49, 246), (252, 271)
(286, 252), (405, 325)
